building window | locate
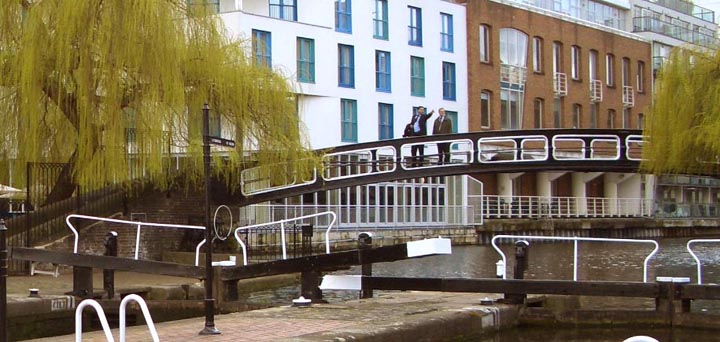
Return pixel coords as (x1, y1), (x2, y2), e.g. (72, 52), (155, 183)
(481, 91), (491, 128)
(252, 29), (272, 68)
(500, 89), (522, 130)
(553, 41), (562, 74)
(187, 0), (219, 13)
(373, 0), (388, 40)
(534, 98), (543, 128)
(638, 112), (644, 130)
(573, 104), (581, 128)
(606, 54), (615, 86)
(607, 109), (616, 128)
(479, 25), (490, 63)
(375, 50), (391, 92)
(589, 49), (598, 80)
(378, 103), (394, 140)
(590, 103), (598, 128)
(341, 99), (357, 142)
(442, 62), (456, 101)
(411, 56), (425, 97)
(441, 13), (454, 52)
(445, 110), (458, 133)
(554, 98), (562, 128)
(335, 0), (352, 33)
(297, 37), (315, 83)
(571, 46), (581, 80)
(338, 44), (354, 88)
(637, 61), (645, 92)
(622, 57), (630, 87)
(533, 37), (543, 73)
(269, 0), (297, 21)
(499, 28), (528, 67)
(408, 6), (423, 46)
(623, 108), (630, 128)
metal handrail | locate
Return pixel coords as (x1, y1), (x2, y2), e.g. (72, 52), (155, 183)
(65, 214), (206, 264)
(75, 299), (114, 342)
(491, 235), (659, 282)
(686, 239), (720, 284)
(233, 211), (337, 266)
(119, 294), (159, 342)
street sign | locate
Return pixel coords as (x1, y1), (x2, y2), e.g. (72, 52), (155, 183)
(205, 136), (236, 148)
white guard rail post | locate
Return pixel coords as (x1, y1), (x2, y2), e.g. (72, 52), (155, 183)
(75, 299), (114, 342)
(491, 235), (659, 282)
(686, 239), (720, 284)
(119, 294), (159, 342)
(233, 211), (337, 266)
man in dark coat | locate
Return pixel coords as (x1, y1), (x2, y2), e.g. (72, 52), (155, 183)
(405, 106), (434, 167)
(432, 108), (452, 164)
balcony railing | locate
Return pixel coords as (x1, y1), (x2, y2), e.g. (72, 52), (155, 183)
(644, 0), (715, 23)
(500, 64), (527, 86)
(482, 195), (653, 219)
(623, 86), (635, 107)
(633, 17), (718, 49)
(553, 72), (567, 97)
(589, 79), (603, 102)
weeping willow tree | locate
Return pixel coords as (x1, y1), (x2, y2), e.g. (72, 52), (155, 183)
(642, 46), (720, 176)
(0, 0), (316, 203)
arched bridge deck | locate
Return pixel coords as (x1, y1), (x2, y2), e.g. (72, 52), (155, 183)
(239, 129), (643, 205)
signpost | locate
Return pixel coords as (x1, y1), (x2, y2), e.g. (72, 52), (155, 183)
(199, 104), (234, 336)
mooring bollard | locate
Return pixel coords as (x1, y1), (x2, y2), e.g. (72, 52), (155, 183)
(103, 231), (118, 299)
(358, 232), (373, 299)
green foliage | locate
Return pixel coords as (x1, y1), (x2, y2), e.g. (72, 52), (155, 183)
(642, 46), (720, 175)
(0, 0), (317, 192)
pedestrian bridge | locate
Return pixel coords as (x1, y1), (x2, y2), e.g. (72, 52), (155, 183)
(239, 129), (644, 205)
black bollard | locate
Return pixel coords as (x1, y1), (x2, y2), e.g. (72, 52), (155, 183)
(103, 231), (118, 299)
(1, 219), (7, 342)
(358, 232), (373, 299)
(503, 240), (530, 304)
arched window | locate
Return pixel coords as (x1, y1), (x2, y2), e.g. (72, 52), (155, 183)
(499, 28), (528, 67)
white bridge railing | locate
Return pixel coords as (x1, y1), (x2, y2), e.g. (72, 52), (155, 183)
(687, 239), (720, 284)
(481, 195), (653, 219)
(491, 235), (659, 282)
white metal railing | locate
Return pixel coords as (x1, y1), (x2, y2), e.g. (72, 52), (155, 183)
(554, 72), (567, 97)
(686, 239), (720, 284)
(501, 64), (528, 85)
(589, 79), (603, 102)
(238, 204), (475, 231)
(75, 295), (159, 342)
(482, 195), (653, 219)
(491, 235), (659, 282)
(65, 214), (206, 264)
(233, 211), (337, 266)
(623, 85), (635, 107)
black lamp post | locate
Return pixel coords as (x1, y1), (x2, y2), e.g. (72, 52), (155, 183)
(0, 219), (8, 342)
(199, 104), (221, 335)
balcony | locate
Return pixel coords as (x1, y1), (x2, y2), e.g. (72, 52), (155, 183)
(589, 79), (603, 102)
(644, 0), (715, 23)
(500, 64), (527, 86)
(622, 86), (634, 107)
(633, 17), (718, 49)
(553, 72), (567, 98)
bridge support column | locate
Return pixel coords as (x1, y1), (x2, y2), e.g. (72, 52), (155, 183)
(571, 172), (603, 217)
(606, 173), (643, 216)
(537, 172), (565, 216)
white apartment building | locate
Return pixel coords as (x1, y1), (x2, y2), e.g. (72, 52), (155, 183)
(216, 0), (468, 149)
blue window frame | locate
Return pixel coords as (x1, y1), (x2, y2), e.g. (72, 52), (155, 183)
(410, 56), (425, 97)
(374, 0), (388, 40)
(441, 13), (454, 52)
(408, 6), (422, 46)
(335, 0), (352, 33)
(442, 62), (456, 100)
(269, 0), (297, 21)
(375, 50), (391, 92)
(378, 103), (394, 140)
(445, 110), (458, 134)
(252, 29), (272, 67)
(341, 99), (358, 142)
(338, 44), (355, 88)
(297, 37), (315, 83)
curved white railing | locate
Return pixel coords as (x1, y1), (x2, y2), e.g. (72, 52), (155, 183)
(119, 294), (159, 342)
(75, 299), (114, 342)
(66, 214), (206, 264)
(233, 211), (337, 266)
(491, 235), (659, 282)
(686, 239), (720, 284)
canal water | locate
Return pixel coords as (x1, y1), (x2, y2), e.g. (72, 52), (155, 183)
(247, 237), (720, 341)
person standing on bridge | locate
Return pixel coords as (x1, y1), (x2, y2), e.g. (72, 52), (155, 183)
(432, 108), (452, 165)
(403, 106), (434, 167)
